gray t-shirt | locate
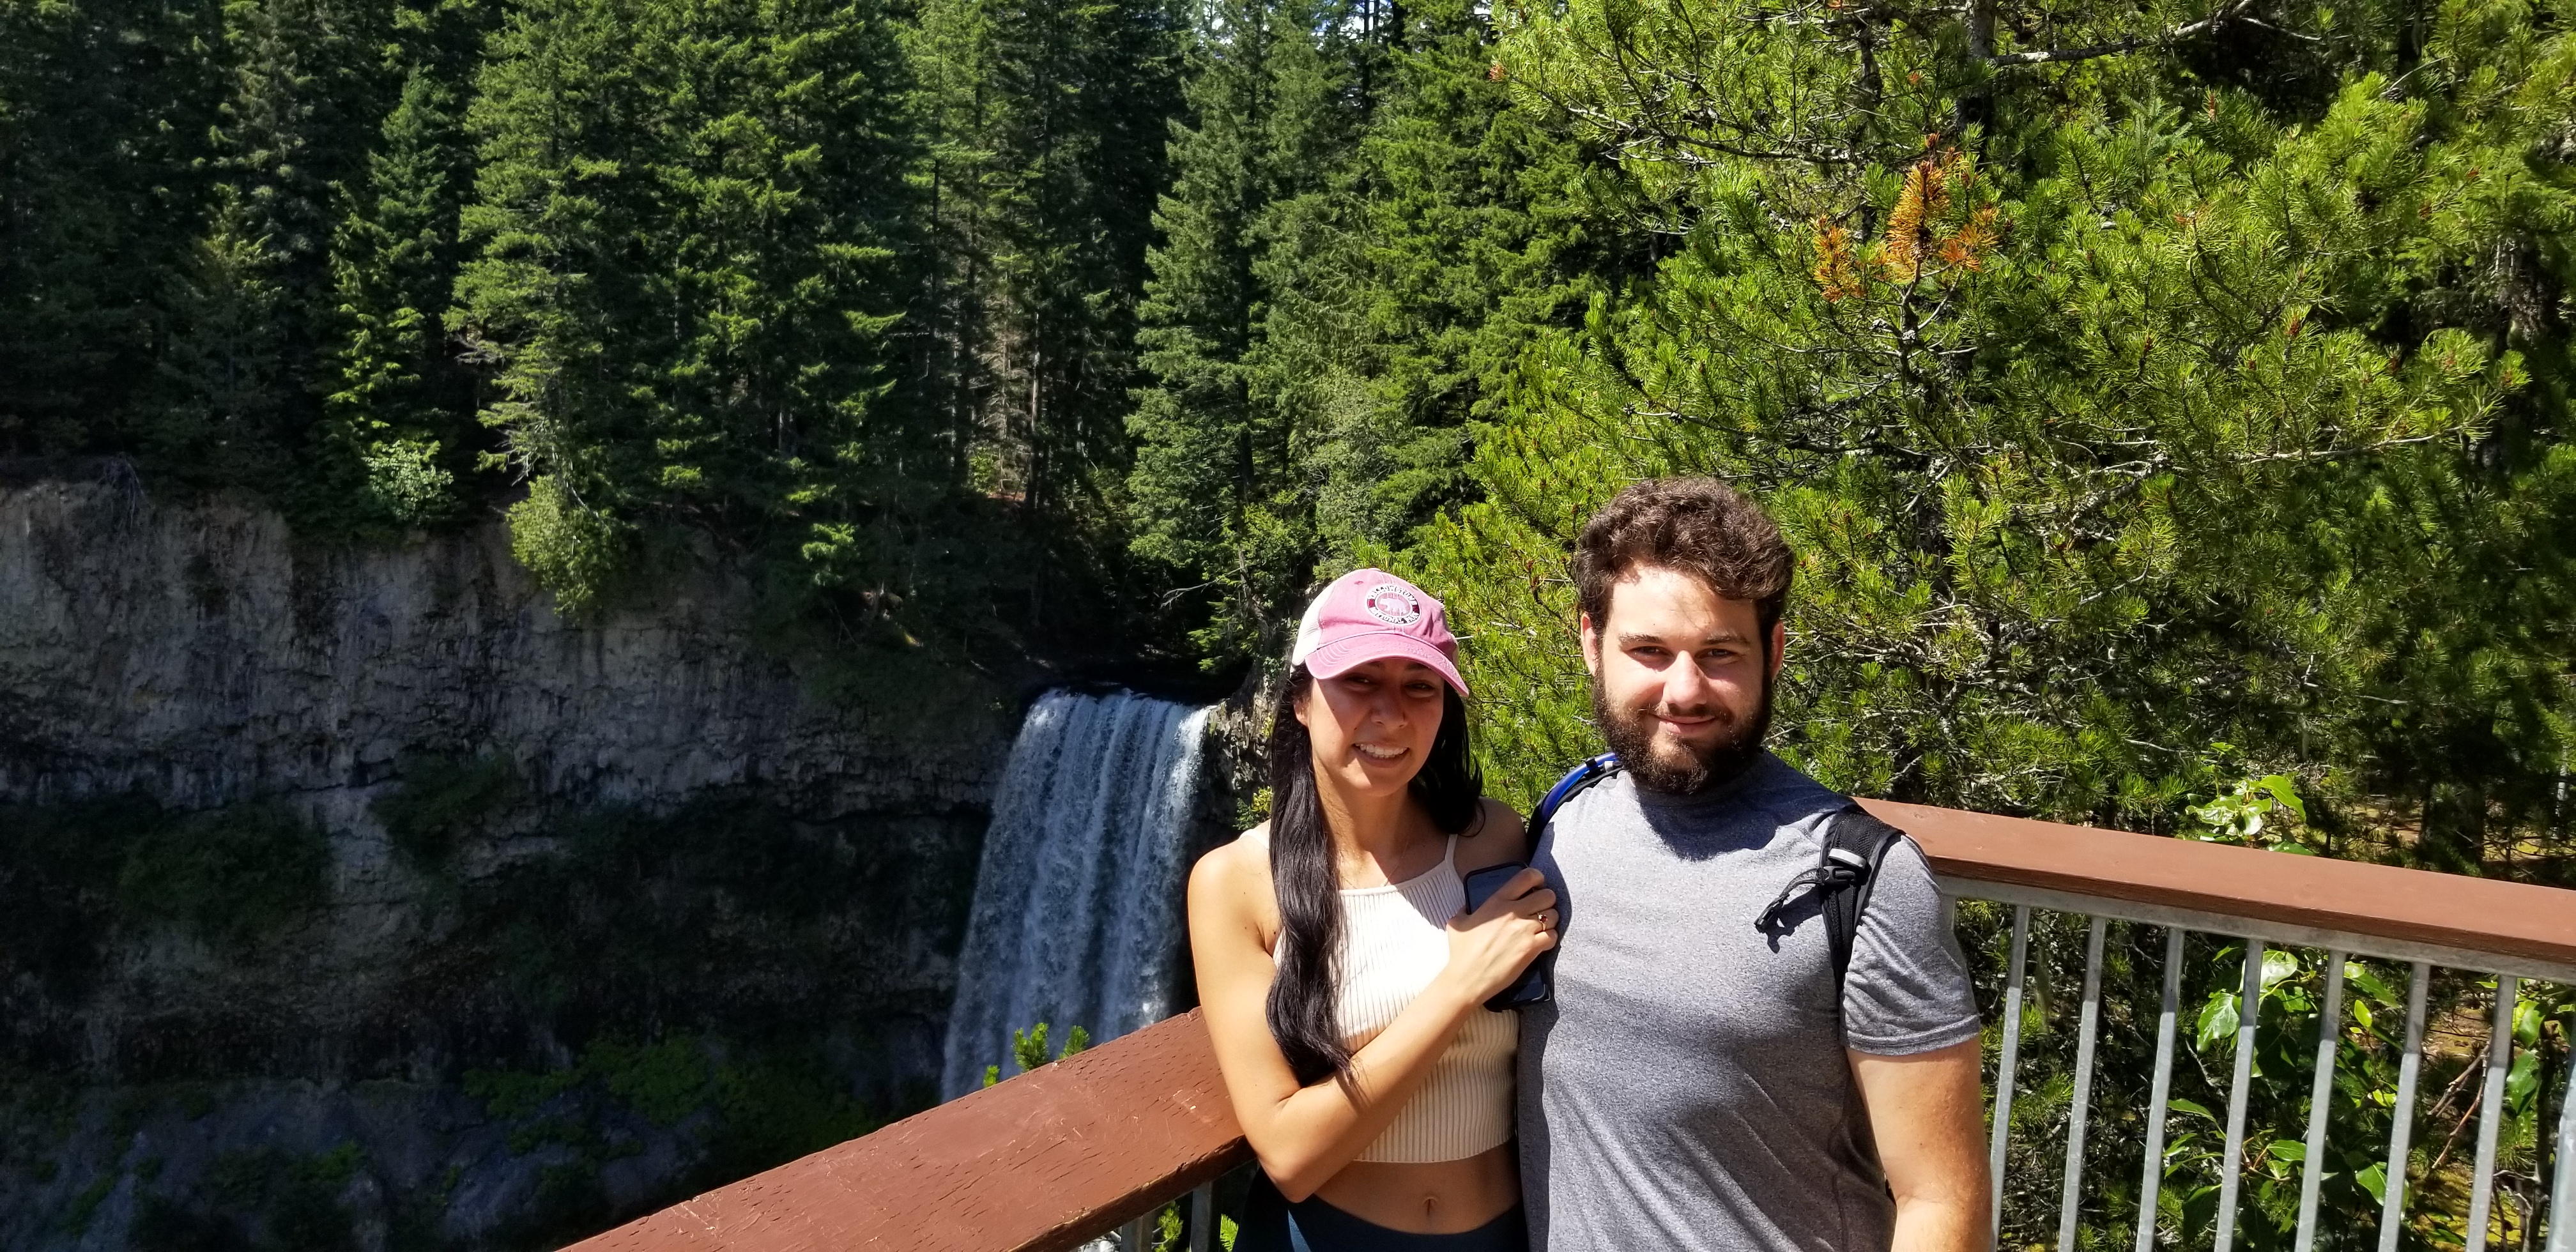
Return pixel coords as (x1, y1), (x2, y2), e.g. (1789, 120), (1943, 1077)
(1517, 752), (1981, 1252)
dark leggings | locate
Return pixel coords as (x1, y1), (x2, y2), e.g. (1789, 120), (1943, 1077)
(1231, 1172), (1528, 1252)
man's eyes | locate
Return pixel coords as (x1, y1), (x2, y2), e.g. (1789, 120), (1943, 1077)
(1626, 645), (1742, 664)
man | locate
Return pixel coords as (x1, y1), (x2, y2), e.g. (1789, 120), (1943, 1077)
(1518, 478), (1990, 1252)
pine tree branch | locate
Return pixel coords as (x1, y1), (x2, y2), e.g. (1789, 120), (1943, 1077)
(2239, 15), (2324, 44)
(1988, 0), (2259, 68)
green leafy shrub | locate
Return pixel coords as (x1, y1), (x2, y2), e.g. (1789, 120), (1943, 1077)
(703, 1053), (881, 1179)
(983, 1021), (1091, 1087)
(62, 1172), (115, 1235)
(116, 806), (330, 949)
(506, 477), (636, 620)
(372, 754), (521, 873)
(463, 1064), (590, 1122)
(590, 1036), (713, 1128)
(2185, 774), (2316, 854)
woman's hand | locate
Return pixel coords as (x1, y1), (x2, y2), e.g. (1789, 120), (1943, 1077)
(1438, 867), (1556, 1005)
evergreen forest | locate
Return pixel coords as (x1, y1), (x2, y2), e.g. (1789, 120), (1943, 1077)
(14, 0), (2576, 866)
(7, 0), (2576, 1241)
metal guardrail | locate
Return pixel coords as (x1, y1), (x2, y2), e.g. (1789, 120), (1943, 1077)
(1864, 798), (2576, 1252)
(567, 801), (2576, 1252)
(1965, 890), (2570, 1252)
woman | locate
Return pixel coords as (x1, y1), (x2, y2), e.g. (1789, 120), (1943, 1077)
(1188, 569), (1557, 1251)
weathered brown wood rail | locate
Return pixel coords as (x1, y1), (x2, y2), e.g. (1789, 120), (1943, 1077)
(565, 804), (2576, 1252)
(1864, 799), (2576, 979)
(565, 1006), (1248, 1252)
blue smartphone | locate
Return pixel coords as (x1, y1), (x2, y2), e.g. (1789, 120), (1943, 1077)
(1460, 862), (1555, 1012)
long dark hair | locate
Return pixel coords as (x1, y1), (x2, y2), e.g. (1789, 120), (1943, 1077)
(1265, 664), (1484, 1086)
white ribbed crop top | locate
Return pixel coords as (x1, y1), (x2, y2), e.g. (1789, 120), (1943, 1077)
(1331, 835), (1518, 1163)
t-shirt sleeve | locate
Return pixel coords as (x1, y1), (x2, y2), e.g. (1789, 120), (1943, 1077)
(1841, 836), (1983, 1056)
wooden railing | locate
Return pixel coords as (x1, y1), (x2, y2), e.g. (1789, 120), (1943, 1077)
(564, 1006), (1246, 1252)
(1874, 801), (2576, 1252)
(568, 802), (2576, 1252)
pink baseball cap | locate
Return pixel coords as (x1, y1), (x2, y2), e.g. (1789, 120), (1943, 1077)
(1290, 569), (1469, 696)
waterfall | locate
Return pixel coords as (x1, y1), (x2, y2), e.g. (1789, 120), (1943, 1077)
(940, 687), (1215, 1099)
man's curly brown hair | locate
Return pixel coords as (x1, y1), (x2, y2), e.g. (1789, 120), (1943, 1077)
(1574, 478), (1794, 643)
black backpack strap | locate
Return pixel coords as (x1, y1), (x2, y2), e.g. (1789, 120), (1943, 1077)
(1755, 804), (1908, 998)
(1530, 752), (1621, 837)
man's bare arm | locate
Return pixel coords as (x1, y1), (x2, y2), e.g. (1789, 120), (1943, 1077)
(1851, 1037), (1991, 1252)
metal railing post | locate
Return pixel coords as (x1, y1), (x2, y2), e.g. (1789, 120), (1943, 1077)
(2550, 1044), (2575, 1252)
(2214, 940), (2268, 1252)
(1191, 1182), (1215, 1252)
(1991, 903), (2030, 1248)
(2135, 927), (2186, 1252)
(2377, 962), (2434, 1252)
(2057, 916), (2108, 1252)
(2465, 977), (2520, 1252)
(2293, 950), (2347, 1252)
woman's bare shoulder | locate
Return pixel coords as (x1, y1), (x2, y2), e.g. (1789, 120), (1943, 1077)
(1190, 825), (1273, 898)
(1190, 825), (1277, 936)
(1207, 820), (1269, 856)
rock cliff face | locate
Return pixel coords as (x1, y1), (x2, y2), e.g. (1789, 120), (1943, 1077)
(0, 466), (1010, 1250)
(1, 466), (997, 816)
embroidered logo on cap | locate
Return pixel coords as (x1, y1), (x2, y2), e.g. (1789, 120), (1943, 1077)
(1363, 583), (1423, 626)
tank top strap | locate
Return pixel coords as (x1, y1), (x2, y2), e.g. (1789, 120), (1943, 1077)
(1441, 832), (1459, 871)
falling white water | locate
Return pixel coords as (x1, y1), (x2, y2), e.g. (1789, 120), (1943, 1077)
(940, 687), (1215, 1099)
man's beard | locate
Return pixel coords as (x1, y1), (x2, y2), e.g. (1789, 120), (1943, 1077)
(1592, 673), (1774, 795)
